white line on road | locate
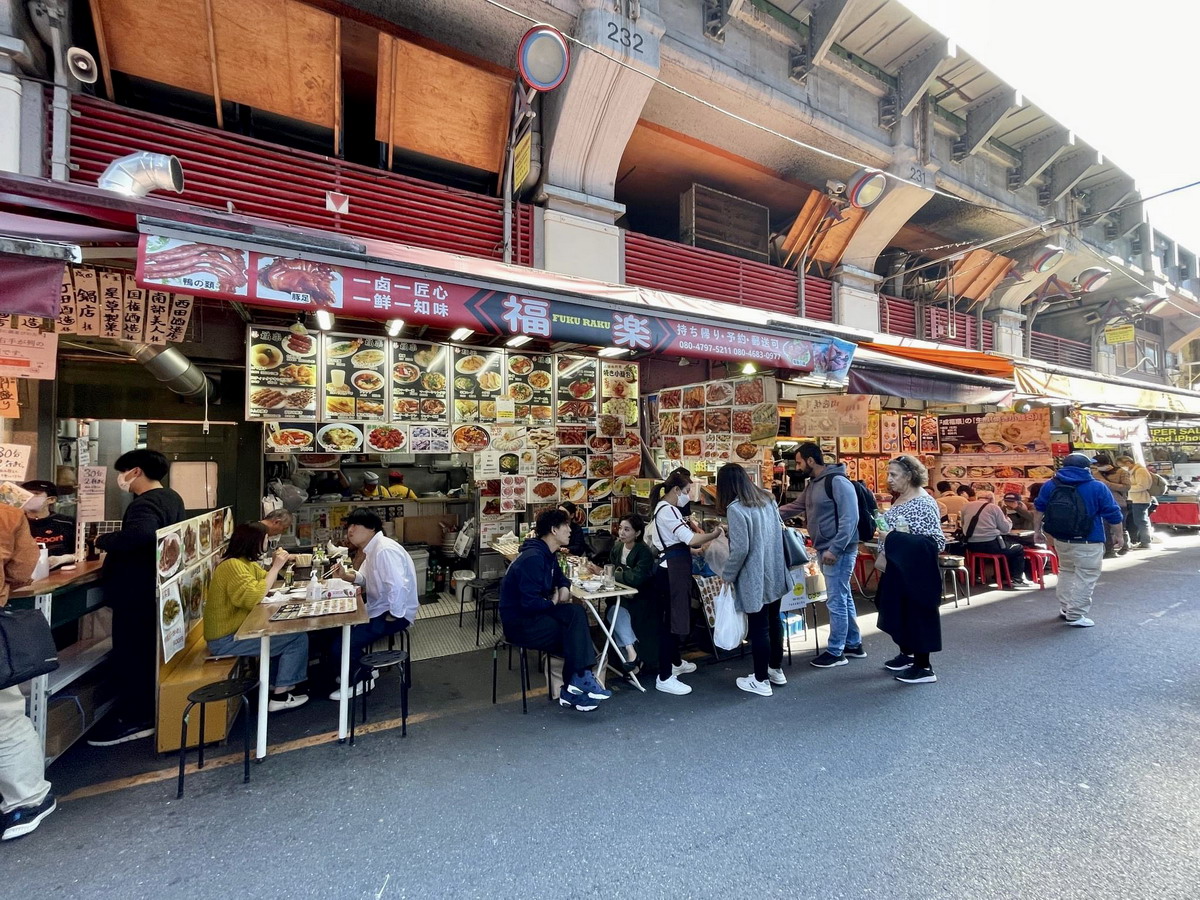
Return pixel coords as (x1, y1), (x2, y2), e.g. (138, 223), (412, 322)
(376, 873), (391, 899)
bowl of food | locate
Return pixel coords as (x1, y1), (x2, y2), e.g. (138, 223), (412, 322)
(250, 344), (283, 370)
(317, 424), (363, 452)
(366, 425), (406, 453)
(352, 370), (384, 392)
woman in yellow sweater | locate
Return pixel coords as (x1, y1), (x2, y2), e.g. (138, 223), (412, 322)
(204, 523), (308, 712)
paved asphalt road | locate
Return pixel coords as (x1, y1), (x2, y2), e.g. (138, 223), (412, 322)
(6, 535), (1200, 899)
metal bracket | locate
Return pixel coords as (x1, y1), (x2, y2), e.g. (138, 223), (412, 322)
(702, 0), (729, 42)
(878, 93), (898, 130)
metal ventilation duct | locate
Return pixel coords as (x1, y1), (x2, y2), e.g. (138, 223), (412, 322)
(97, 152), (185, 197)
(119, 342), (212, 401)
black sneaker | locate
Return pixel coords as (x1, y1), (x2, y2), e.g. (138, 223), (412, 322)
(86, 717), (155, 747)
(883, 653), (914, 671)
(810, 651), (847, 668)
(843, 644), (867, 659)
(1, 794), (56, 841)
(894, 665), (937, 684)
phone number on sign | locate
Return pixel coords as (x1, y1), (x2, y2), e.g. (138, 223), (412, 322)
(675, 341), (779, 361)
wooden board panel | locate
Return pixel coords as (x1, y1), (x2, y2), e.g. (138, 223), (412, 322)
(92, 0), (214, 97)
(375, 36), (510, 174)
(211, 0), (338, 128)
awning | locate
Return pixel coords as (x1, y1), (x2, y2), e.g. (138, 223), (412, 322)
(860, 342), (1015, 378)
(0, 251), (71, 319)
(1014, 363), (1200, 415)
(850, 346), (1014, 406)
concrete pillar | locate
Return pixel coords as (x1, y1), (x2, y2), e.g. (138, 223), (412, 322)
(830, 264), (881, 332)
(1094, 343), (1117, 376)
(537, 0), (664, 280)
(985, 307), (1026, 358)
(0, 71), (20, 174)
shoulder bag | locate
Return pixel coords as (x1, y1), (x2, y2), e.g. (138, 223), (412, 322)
(0, 607), (59, 689)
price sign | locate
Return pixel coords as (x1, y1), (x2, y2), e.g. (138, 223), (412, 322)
(77, 465), (107, 521)
(0, 444), (31, 482)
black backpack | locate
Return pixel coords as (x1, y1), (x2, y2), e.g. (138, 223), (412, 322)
(1041, 477), (1092, 541)
(825, 473), (878, 542)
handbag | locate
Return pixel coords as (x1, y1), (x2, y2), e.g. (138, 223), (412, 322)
(0, 607), (59, 689)
(781, 524), (809, 567)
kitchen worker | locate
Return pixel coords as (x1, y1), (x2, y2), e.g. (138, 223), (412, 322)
(20, 480), (76, 559)
(386, 471), (417, 500)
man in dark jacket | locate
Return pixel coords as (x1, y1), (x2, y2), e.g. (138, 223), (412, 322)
(88, 449), (186, 747)
(1034, 453), (1124, 628)
(500, 508), (609, 711)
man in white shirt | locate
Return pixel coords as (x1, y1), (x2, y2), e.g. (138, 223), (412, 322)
(936, 481), (969, 518)
(329, 508), (419, 700)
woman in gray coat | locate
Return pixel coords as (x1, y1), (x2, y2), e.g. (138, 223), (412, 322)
(718, 463), (789, 697)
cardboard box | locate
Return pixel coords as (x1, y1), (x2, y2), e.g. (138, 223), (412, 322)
(402, 514), (457, 546)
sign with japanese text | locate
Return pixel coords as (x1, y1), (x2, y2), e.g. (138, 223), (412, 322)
(1150, 425), (1200, 444)
(790, 394), (871, 438)
(77, 465), (107, 522)
(137, 234), (855, 377)
(937, 409), (1051, 454)
(0, 378), (17, 418)
(0, 323), (58, 380)
(55, 265), (192, 341)
(0, 444), (31, 482)
(1103, 324), (1136, 345)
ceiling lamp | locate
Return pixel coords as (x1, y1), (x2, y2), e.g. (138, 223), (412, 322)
(506, 335), (532, 347)
(517, 25), (571, 92)
(314, 308), (334, 331)
(449, 327), (475, 342)
(846, 169), (887, 208)
(1030, 244), (1066, 273)
(1140, 294), (1170, 315)
(1075, 267), (1112, 293)
(597, 347), (629, 357)
(741, 362), (757, 375)
(385, 318), (405, 337)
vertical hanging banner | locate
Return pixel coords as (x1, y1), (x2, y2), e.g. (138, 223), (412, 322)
(165, 293), (195, 343)
(122, 274), (147, 341)
(99, 271), (124, 338)
(0, 378), (17, 417)
(146, 291), (171, 345)
(58, 267), (77, 334)
(72, 267), (101, 337)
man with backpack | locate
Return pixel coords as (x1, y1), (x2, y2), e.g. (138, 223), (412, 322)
(1035, 453), (1125, 628)
(792, 442), (868, 667)
(1116, 455), (1155, 549)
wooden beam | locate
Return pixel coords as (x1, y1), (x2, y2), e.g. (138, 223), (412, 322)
(333, 16), (342, 155)
(87, 0), (115, 100)
(203, 0), (223, 129)
(898, 39), (954, 117)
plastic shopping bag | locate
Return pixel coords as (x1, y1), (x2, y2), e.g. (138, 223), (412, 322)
(712, 582), (747, 651)
(704, 532), (730, 573)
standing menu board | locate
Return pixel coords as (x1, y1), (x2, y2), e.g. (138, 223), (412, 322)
(246, 326), (319, 420)
(321, 334), (388, 422)
(391, 340), (449, 423)
(452, 347), (505, 424)
(506, 352), (554, 426)
(556, 355), (599, 424)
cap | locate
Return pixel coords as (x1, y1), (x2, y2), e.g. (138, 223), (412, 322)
(21, 480), (58, 497)
(1062, 452), (1095, 468)
(388, 470), (404, 479)
(1003, 492), (1021, 501)
(363, 471), (380, 484)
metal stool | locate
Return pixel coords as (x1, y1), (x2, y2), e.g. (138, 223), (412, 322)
(492, 639), (532, 714)
(1023, 548), (1059, 589)
(453, 570), (477, 627)
(967, 551), (1012, 589)
(176, 676), (258, 799)
(938, 555), (971, 607)
(349, 649), (410, 745)
(475, 582), (502, 647)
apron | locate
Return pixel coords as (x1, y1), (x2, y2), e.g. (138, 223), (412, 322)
(655, 501), (693, 636)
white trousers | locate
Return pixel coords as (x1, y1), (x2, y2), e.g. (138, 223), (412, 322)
(1053, 541), (1105, 621)
(0, 685), (51, 814)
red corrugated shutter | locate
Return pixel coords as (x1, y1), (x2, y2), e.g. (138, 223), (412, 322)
(68, 96), (533, 266)
(880, 295), (917, 338)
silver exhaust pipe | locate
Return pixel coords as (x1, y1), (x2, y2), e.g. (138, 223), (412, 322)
(97, 152), (185, 197)
(120, 342), (212, 401)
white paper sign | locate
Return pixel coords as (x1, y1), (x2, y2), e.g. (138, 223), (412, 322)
(77, 465), (107, 521)
(0, 444), (31, 482)
(159, 580), (188, 663)
(474, 451), (500, 479)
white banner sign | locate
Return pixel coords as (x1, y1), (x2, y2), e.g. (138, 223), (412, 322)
(1086, 415), (1150, 444)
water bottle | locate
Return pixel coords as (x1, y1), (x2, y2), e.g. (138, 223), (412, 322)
(874, 512), (889, 535)
(895, 514), (910, 533)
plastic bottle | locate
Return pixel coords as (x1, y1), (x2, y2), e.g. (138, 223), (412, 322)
(895, 513), (910, 533)
(425, 564), (435, 596)
(874, 511), (889, 535)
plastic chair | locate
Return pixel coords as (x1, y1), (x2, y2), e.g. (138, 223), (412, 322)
(967, 551), (1012, 589)
(349, 649), (409, 745)
(176, 676), (258, 799)
(1022, 548), (1059, 589)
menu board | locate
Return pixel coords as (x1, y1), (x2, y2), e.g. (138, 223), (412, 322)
(919, 415), (940, 453)
(322, 334), (388, 422)
(391, 341), (449, 423)
(862, 411), (881, 454)
(936, 409), (1051, 455)
(652, 377), (775, 461)
(452, 347), (505, 424)
(156, 508), (230, 663)
(601, 361), (640, 427)
(264, 420), (318, 453)
(900, 414), (919, 454)
(879, 411), (900, 453)
(246, 326), (319, 420)
(556, 355), (599, 424)
(506, 352), (554, 426)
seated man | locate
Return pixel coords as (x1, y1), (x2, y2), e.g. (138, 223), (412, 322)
(329, 508), (419, 700)
(1002, 492), (1036, 532)
(260, 509), (293, 550)
(499, 508), (611, 711)
(937, 481), (969, 519)
(21, 480), (77, 560)
(960, 491), (1036, 589)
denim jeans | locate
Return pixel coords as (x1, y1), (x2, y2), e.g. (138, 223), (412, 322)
(331, 615), (411, 685)
(606, 605), (636, 647)
(207, 632), (309, 689)
(821, 547), (860, 655)
(1129, 503), (1152, 545)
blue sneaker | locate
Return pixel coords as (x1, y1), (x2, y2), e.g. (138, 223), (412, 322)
(568, 670), (612, 701)
(558, 686), (598, 711)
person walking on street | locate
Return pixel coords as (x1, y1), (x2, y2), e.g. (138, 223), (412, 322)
(1117, 455), (1154, 549)
(0, 504), (56, 840)
(1035, 453), (1125, 627)
(717, 464), (789, 697)
(88, 450), (186, 747)
(795, 442), (865, 669)
(1092, 453), (1130, 556)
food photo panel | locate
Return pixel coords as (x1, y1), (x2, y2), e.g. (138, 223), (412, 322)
(246, 325), (319, 420)
(322, 334), (388, 421)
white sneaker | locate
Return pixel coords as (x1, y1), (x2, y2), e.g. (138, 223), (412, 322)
(335, 668), (379, 686)
(655, 675), (692, 695)
(267, 692), (308, 712)
(671, 659), (697, 676)
(1064, 617), (1095, 628)
(766, 667), (787, 686)
(328, 678), (376, 701)
(736, 675), (772, 697)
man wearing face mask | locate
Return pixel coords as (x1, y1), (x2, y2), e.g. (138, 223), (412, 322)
(87, 450), (186, 747)
(20, 480), (76, 559)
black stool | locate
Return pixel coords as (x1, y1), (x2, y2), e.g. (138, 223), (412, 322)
(492, 639), (532, 714)
(176, 676), (258, 799)
(349, 649), (410, 745)
(385, 627), (413, 685)
(475, 583), (502, 647)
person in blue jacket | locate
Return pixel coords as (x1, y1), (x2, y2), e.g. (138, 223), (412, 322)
(1034, 453), (1124, 628)
(499, 508), (610, 711)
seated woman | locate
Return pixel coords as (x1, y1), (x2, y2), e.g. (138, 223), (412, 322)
(594, 515), (656, 673)
(203, 523), (309, 711)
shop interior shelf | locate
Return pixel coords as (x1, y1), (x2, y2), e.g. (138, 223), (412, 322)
(45, 697), (117, 768)
(48, 637), (113, 696)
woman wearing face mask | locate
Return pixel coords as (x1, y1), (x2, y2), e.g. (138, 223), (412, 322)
(649, 471), (724, 695)
(592, 515), (656, 673)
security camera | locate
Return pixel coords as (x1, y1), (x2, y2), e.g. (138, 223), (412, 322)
(825, 179), (847, 196)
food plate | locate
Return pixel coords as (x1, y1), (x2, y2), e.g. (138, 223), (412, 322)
(366, 425), (406, 452)
(327, 338), (362, 359)
(317, 424), (363, 452)
(452, 425), (490, 452)
(588, 456), (612, 478)
(350, 348), (385, 368)
(422, 372), (446, 392)
(735, 442), (758, 460)
(560, 479), (586, 504)
(529, 480), (558, 500)
(491, 427), (525, 451)
(250, 344), (283, 370)
(158, 533), (181, 578)
(567, 378), (595, 400)
(588, 504), (612, 526)
(352, 370), (384, 392)
(455, 355), (488, 374)
(283, 332), (316, 357)
(508, 382), (534, 403)
(478, 371), (502, 392)
(705, 382), (734, 405)
(499, 453), (520, 474)
(508, 355), (534, 375)
(393, 362), (420, 383)
(588, 478), (612, 501)
(529, 370), (551, 390)
(267, 428), (314, 450)
(559, 456), (586, 478)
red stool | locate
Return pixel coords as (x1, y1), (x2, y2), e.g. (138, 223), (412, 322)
(853, 550), (879, 594)
(1022, 548), (1059, 589)
(967, 551), (1012, 589)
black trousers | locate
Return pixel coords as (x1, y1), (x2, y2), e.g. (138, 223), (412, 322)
(109, 588), (158, 725)
(503, 604), (595, 680)
(654, 567), (685, 680)
(746, 599), (784, 682)
(969, 537), (1027, 581)
(331, 614), (411, 685)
